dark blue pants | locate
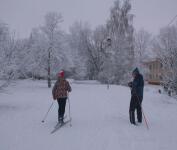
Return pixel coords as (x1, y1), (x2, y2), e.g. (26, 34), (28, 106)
(129, 95), (142, 124)
(57, 98), (67, 121)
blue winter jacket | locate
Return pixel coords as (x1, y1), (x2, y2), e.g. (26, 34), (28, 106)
(132, 73), (144, 99)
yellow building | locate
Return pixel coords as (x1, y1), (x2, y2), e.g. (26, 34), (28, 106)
(144, 58), (163, 85)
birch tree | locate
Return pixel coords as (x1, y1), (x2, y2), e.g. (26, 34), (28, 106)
(41, 12), (64, 87)
(106, 0), (134, 84)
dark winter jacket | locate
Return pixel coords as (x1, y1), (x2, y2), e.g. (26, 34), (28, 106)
(52, 78), (71, 100)
(129, 68), (144, 99)
(131, 73), (144, 99)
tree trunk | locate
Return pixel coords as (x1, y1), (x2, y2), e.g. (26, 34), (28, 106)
(48, 50), (51, 88)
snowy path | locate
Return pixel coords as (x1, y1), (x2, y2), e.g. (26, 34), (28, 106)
(0, 80), (177, 150)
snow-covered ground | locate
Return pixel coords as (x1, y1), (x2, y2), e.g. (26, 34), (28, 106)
(0, 80), (177, 150)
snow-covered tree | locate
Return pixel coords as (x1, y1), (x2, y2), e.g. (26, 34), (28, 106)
(40, 12), (65, 87)
(153, 25), (177, 95)
(24, 28), (48, 79)
(92, 25), (111, 81)
(134, 29), (152, 75)
(134, 29), (152, 65)
(68, 22), (110, 80)
(5, 12), (71, 84)
(68, 0), (135, 84)
(105, 0), (134, 84)
(68, 22), (98, 80)
(0, 22), (17, 80)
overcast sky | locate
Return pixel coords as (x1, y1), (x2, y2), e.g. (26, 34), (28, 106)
(0, 0), (177, 38)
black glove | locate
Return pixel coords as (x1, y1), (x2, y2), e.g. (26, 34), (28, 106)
(128, 82), (132, 88)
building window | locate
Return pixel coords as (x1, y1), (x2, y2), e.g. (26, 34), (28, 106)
(149, 74), (152, 79)
(156, 74), (158, 79)
(160, 63), (163, 68)
(149, 65), (152, 70)
(153, 63), (155, 70)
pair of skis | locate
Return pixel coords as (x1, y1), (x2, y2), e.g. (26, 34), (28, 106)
(51, 119), (72, 134)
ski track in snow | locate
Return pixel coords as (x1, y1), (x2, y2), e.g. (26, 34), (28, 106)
(0, 80), (177, 150)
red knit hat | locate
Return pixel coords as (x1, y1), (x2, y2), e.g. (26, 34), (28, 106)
(58, 70), (64, 78)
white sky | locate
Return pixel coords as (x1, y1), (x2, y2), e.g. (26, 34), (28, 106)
(0, 0), (177, 38)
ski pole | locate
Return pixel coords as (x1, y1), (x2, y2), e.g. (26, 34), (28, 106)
(41, 102), (54, 123)
(136, 95), (149, 130)
(141, 105), (149, 130)
(67, 94), (72, 127)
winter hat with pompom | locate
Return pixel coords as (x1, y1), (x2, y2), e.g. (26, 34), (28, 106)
(58, 70), (64, 78)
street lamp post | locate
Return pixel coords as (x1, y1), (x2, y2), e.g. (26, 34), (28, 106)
(106, 38), (111, 89)
(101, 37), (112, 89)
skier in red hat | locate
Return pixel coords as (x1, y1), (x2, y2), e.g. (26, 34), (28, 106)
(52, 70), (72, 124)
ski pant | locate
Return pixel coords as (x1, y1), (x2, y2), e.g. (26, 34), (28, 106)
(57, 97), (67, 121)
(129, 95), (143, 124)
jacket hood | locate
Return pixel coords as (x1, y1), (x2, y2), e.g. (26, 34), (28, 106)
(132, 67), (139, 75)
